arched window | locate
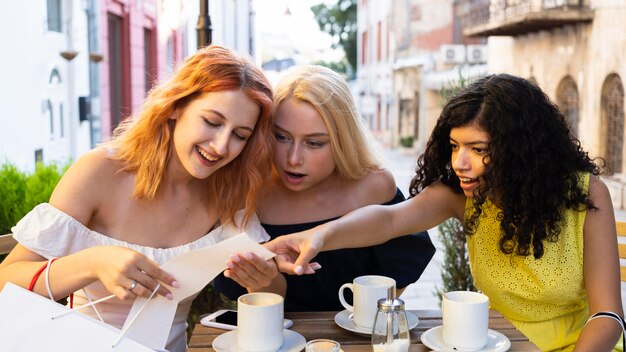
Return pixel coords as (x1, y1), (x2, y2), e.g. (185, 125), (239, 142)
(600, 74), (625, 175)
(49, 68), (61, 84)
(556, 76), (579, 137)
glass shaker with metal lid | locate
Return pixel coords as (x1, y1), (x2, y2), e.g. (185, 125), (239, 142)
(371, 286), (410, 352)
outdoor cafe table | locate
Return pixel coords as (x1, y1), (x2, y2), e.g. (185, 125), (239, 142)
(188, 309), (540, 351)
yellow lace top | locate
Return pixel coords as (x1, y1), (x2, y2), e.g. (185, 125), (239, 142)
(465, 172), (603, 351)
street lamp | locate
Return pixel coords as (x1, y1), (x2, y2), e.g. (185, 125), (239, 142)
(197, 0), (213, 49)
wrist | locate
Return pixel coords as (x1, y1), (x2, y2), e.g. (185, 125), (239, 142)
(77, 247), (101, 281)
(318, 222), (335, 251)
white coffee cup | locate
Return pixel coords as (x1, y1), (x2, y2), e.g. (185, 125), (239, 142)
(338, 275), (396, 329)
(237, 292), (284, 352)
(442, 291), (489, 352)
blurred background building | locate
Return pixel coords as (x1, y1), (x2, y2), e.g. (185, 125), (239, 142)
(460, 0), (626, 209)
(357, 0), (626, 210)
(0, 0), (254, 171)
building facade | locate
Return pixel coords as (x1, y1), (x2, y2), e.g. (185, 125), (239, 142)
(357, 0), (394, 146)
(0, 0), (255, 171)
(0, 0), (92, 170)
(357, 0), (487, 151)
(462, 0), (626, 209)
(392, 0), (458, 151)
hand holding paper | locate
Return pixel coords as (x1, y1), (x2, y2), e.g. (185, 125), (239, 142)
(122, 232), (276, 350)
(223, 251), (280, 289)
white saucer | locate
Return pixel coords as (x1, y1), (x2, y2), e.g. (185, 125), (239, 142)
(420, 326), (511, 352)
(334, 310), (419, 335)
(213, 329), (306, 352)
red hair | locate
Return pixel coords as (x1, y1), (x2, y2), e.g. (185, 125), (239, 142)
(107, 45), (273, 226)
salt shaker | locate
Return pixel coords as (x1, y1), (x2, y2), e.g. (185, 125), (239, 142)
(371, 286), (410, 352)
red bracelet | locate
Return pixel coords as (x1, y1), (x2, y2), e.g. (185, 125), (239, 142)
(28, 259), (57, 291)
(28, 257), (74, 307)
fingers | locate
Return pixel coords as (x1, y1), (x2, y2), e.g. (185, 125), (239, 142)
(118, 253), (179, 300)
(263, 234), (322, 275)
(274, 255), (309, 275)
(283, 248), (320, 275)
(224, 252), (277, 289)
(129, 265), (177, 299)
(307, 262), (322, 273)
(136, 260), (179, 289)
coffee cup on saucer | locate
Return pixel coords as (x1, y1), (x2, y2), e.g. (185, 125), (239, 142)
(338, 275), (396, 330)
(237, 292), (284, 352)
(442, 291), (489, 351)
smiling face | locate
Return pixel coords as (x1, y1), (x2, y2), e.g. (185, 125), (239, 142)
(272, 97), (336, 192)
(449, 121), (491, 198)
(171, 90), (260, 180)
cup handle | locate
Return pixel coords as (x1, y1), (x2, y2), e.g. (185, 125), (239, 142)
(338, 283), (354, 312)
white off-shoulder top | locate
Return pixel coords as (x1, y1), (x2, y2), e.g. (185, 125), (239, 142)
(11, 203), (269, 352)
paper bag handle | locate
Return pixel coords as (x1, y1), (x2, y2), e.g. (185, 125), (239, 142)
(28, 258), (57, 292)
(50, 282), (161, 348)
(29, 257), (75, 308)
(30, 257), (160, 348)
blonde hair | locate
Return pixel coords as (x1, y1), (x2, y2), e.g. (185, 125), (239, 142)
(272, 65), (380, 180)
(105, 45), (273, 226)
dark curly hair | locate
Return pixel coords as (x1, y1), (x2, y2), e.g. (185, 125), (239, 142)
(409, 73), (601, 259)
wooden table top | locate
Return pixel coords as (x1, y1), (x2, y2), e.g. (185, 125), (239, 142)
(188, 309), (539, 351)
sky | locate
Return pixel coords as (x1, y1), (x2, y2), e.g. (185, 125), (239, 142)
(253, 0), (342, 64)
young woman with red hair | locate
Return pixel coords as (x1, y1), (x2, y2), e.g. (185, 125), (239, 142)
(0, 45), (276, 351)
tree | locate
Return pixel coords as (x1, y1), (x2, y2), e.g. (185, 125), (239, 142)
(311, 0), (357, 74)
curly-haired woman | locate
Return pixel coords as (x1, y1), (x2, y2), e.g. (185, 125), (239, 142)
(0, 45), (277, 352)
(267, 74), (624, 350)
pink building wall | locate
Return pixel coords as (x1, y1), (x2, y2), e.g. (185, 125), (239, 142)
(100, 0), (185, 140)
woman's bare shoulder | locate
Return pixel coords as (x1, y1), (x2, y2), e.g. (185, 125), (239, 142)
(63, 147), (122, 183)
(49, 147), (126, 222)
(357, 168), (397, 204)
(588, 174), (609, 199)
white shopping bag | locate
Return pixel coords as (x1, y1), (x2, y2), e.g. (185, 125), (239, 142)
(0, 283), (156, 351)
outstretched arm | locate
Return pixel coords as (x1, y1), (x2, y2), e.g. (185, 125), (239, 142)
(266, 182), (465, 274)
(575, 176), (623, 350)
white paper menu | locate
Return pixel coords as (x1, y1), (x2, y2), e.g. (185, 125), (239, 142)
(122, 232), (275, 350)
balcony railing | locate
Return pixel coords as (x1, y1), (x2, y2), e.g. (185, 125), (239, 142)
(461, 0), (594, 37)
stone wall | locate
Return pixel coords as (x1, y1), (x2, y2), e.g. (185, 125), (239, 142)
(487, 2), (626, 208)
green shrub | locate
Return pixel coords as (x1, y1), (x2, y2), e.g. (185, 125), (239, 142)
(399, 136), (414, 148)
(0, 161), (67, 235)
(24, 162), (68, 207)
(0, 163), (28, 235)
(187, 284), (236, 340)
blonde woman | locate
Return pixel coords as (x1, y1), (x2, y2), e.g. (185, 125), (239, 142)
(0, 45), (277, 352)
(217, 65), (435, 311)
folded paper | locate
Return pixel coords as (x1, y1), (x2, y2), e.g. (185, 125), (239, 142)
(122, 232), (275, 350)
